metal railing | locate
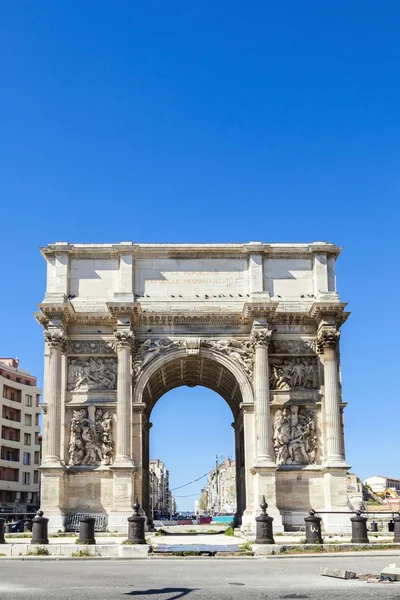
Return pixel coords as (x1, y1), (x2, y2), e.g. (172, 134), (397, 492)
(66, 513), (107, 532)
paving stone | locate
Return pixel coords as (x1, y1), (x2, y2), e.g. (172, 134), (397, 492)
(320, 568), (357, 579)
(381, 564), (400, 581)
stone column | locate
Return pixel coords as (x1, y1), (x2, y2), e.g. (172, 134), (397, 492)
(114, 329), (135, 466)
(317, 328), (347, 467)
(251, 327), (275, 467)
(109, 328), (136, 532)
(42, 329), (67, 465)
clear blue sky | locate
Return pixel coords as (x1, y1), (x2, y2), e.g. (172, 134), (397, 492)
(1, 1), (399, 511)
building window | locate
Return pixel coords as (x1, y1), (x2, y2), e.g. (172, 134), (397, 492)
(23, 452), (31, 465)
(24, 433), (31, 445)
(24, 414), (32, 426)
(26, 395), (32, 407)
(33, 471), (39, 484)
(35, 414), (40, 426)
(23, 472), (30, 485)
(16, 377), (20, 383)
(34, 451), (40, 465)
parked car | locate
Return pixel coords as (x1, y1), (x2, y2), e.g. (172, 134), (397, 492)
(10, 519), (25, 533)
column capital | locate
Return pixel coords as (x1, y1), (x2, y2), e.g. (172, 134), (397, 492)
(251, 328), (273, 348)
(44, 329), (67, 352)
(114, 329), (135, 350)
(317, 327), (340, 353)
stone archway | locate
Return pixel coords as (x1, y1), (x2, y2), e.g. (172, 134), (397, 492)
(132, 345), (255, 527)
(36, 240), (351, 534)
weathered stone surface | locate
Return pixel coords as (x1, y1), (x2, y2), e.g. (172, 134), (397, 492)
(118, 544), (151, 558)
(253, 544), (283, 555)
(320, 568), (357, 579)
(381, 564), (400, 581)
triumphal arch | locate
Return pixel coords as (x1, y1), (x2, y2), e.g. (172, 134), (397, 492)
(35, 241), (350, 533)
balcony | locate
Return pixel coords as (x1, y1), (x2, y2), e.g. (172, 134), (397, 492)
(2, 385), (22, 403)
(0, 467), (19, 482)
(2, 407), (21, 423)
(0, 447), (20, 462)
(1, 425), (21, 443)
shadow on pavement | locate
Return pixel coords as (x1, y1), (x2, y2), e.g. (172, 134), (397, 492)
(125, 587), (195, 598)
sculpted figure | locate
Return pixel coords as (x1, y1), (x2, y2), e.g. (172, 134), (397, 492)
(96, 408), (114, 465)
(273, 409), (291, 464)
(133, 339), (184, 379)
(202, 339), (254, 378)
(67, 358), (117, 391)
(81, 423), (102, 465)
(68, 407), (114, 466)
(269, 358), (317, 390)
(68, 409), (87, 466)
(273, 406), (316, 465)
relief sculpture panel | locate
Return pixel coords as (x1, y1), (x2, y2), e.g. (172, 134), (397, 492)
(269, 357), (318, 390)
(273, 405), (317, 465)
(67, 357), (117, 391)
(132, 339), (185, 379)
(68, 408), (114, 466)
(201, 339), (254, 379)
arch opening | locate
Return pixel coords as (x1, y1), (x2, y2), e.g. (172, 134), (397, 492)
(135, 351), (249, 527)
(142, 355), (243, 420)
(149, 387), (236, 518)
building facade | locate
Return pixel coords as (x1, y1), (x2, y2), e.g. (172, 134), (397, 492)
(204, 458), (237, 515)
(35, 240), (350, 533)
(0, 358), (41, 512)
(149, 459), (173, 518)
(364, 476), (400, 495)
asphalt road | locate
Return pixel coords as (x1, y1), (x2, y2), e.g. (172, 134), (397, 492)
(0, 555), (399, 599)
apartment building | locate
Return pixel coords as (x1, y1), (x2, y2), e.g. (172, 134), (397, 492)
(203, 458), (236, 515)
(0, 358), (41, 512)
(149, 459), (174, 518)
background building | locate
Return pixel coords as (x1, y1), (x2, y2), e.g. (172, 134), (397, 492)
(149, 459), (175, 518)
(0, 358), (41, 514)
(364, 475), (400, 495)
(201, 458), (236, 515)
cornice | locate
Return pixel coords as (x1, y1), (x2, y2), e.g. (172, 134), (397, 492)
(36, 295), (75, 327)
(40, 241), (342, 261)
(106, 302), (141, 321)
(310, 301), (350, 327)
(242, 301), (279, 322)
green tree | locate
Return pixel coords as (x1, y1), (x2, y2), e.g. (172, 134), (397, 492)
(198, 490), (208, 511)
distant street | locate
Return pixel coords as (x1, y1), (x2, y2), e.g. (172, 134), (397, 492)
(1, 555), (399, 599)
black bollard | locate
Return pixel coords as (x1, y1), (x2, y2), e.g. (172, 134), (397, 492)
(393, 513), (400, 543)
(127, 499), (146, 544)
(350, 510), (369, 544)
(388, 520), (394, 533)
(0, 518), (5, 544)
(304, 510), (323, 544)
(369, 521), (378, 532)
(255, 496), (275, 544)
(79, 516), (96, 545)
(31, 510), (49, 545)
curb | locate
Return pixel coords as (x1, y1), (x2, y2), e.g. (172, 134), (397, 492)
(1, 550), (400, 561)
